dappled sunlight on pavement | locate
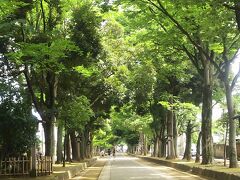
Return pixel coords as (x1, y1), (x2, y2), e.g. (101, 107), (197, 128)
(70, 158), (107, 180)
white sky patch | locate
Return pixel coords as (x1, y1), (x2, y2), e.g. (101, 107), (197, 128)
(32, 108), (41, 120)
(231, 49), (240, 77)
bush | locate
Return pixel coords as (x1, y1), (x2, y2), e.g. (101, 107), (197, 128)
(0, 100), (37, 157)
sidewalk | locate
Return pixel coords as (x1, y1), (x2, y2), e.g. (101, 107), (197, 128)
(70, 158), (107, 180)
(1, 157), (99, 180)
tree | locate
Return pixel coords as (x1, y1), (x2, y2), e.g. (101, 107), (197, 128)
(120, 0), (238, 166)
(0, 77), (37, 157)
(59, 95), (93, 161)
(0, 101), (37, 157)
(110, 104), (152, 154)
(2, 0), (103, 158)
(176, 103), (199, 161)
(2, 0), (78, 157)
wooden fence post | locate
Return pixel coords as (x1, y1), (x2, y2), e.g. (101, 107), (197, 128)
(30, 145), (37, 177)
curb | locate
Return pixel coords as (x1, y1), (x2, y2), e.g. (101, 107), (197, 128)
(98, 159), (111, 180)
(52, 158), (97, 180)
(133, 155), (240, 180)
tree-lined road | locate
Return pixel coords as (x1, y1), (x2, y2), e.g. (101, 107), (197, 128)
(98, 154), (207, 180)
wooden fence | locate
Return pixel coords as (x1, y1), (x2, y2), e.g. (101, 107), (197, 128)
(0, 157), (29, 176)
(0, 156), (52, 176)
(36, 155), (52, 176)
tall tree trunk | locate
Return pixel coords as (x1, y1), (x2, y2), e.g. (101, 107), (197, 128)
(25, 70), (58, 157)
(162, 138), (167, 157)
(195, 131), (202, 163)
(225, 80), (238, 168)
(56, 124), (63, 164)
(80, 132), (86, 160)
(224, 114), (228, 166)
(43, 118), (54, 156)
(70, 131), (80, 161)
(153, 136), (159, 157)
(66, 133), (71, 162)
(201, 61), (213, 164)
(166, 105), (176, 159)
(88, 132), (93, 158)
(143, 133), (147, 156)
(173, 113), (178, 157)
(139, 133), (143, 155)
(158, 139), (162, 157)
(84, 130), (90, 158)
(158, 125), (166, 157)
(183, 121), (192, 161)
(89, 142), (93, 158)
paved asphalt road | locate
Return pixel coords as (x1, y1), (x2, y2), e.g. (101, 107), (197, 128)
(98, 153), (208, 180)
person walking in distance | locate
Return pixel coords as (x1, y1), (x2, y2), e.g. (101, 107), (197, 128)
(113, 147), (116, 157)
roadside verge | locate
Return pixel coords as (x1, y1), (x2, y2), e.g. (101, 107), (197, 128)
(132, 155), (240, 180)
(51, 158), (97, 180)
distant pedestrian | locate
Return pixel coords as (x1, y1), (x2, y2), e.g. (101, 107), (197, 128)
(112, 148), (116, 157)
(100, 150), (105, 157)
(107, 148), (111, 156)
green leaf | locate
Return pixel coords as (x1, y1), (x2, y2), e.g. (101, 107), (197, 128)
(74, 65), (94, 77)
(209, 43), (224, 54)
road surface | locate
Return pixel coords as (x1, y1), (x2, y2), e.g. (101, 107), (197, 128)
(98, 153), (207, 180)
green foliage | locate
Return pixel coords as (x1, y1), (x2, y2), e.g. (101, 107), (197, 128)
(93, 117), (124, 148)
(110, 104), (153, 146)
(0, 100), (37, 157)
(8, 39), (79, 73)
(93, 129), (113, 148)
(59, 96), (94, 131)
(213, 112), (228, 143)
(176, 102), (200, 135)
(159, 98), (200, 136)
(73, 65), (94, 77)
(71, 2), (102, 61)
(124, 131), (139, 146)
(1, 0), (239, 161)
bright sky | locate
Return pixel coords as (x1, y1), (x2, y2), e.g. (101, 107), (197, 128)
(231, 49), (240, 76)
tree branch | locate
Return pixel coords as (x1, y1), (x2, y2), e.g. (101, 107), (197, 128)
(147, 0), (222, 73)
(181, 45), (203, 77)
(40, 0), (46, 32)
(23, 65), (42, 115)
(90, 94), (104, 107)
(228, 33), (240, 55)
(149, 6), (168, 32)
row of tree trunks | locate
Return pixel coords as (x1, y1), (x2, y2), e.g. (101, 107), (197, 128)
(152, 116), (167, 158)
(138, 133), (148, 155)
(152, 128), (167, 158)
(127, 145), (137, 154)
(55, 127), (93, 163)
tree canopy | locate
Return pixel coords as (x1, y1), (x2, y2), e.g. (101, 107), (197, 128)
(1, 0), (240, 169)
